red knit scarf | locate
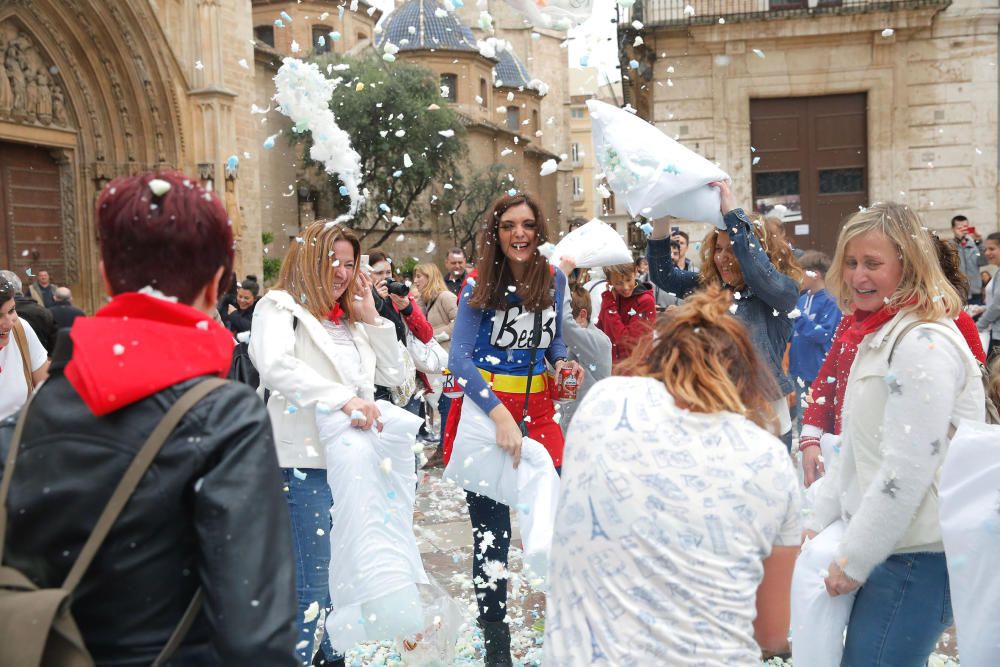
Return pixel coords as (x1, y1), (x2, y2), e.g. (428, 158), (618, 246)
(803, 306), (899, 435)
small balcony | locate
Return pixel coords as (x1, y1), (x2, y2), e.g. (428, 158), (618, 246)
(622, 0), (951, 28)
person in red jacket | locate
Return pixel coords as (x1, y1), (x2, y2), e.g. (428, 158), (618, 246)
(597, 262), (657, 364)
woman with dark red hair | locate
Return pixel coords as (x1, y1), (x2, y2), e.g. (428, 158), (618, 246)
(0, 171), (298, 665)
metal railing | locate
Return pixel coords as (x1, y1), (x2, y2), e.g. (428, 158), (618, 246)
(621, 0), (951, 28)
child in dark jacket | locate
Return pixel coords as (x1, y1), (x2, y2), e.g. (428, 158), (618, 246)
(788, 251), (842, 402)
(597, 262), (657, 364)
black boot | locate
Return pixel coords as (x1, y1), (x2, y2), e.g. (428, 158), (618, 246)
(478, 618), (513, 667)
(311, 648), (345, 667)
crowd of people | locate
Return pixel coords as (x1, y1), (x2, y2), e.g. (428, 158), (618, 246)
(1, 168), (997, 667)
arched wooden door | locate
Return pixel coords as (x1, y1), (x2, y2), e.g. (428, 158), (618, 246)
(0, 140), (64, 286)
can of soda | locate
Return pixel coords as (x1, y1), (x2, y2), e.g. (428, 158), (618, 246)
(441, 369), (464, 398)
(557, 366), (578, 401)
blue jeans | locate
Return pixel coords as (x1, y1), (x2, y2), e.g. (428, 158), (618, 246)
(281, 468), (340, 665)
(842, 552), (952, 666)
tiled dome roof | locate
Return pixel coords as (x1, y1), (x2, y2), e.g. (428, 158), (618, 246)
(378, 0), (479, 52)
(493, 48), (532, 88)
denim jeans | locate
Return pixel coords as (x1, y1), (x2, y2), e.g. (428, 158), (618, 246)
(841, 552), (952, 666)
(281, 468), (340, 665)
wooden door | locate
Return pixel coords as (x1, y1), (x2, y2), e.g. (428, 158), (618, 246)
(750, 93), (868, 254)
(0, 141), (64, 286)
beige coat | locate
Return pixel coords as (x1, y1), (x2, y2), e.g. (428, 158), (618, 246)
(420, 289), (458, 351)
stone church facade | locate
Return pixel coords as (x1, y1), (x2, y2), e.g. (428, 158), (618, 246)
(620, 0), (998, 254)
(0, 0), (262, 311)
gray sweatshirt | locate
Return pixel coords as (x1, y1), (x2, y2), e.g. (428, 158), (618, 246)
(977, 270), (1000, 341)
(560, 311), (613, 434)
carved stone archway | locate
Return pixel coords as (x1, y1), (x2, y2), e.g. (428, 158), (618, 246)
(0, 0), (190, 310)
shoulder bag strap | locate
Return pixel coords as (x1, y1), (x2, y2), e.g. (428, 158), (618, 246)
(886, 321), (926, 364)
(151, 587), (206, 667)
(62, 377), (227, 591)
(11, 319), (35, 395)
(0, 382), (44, 558)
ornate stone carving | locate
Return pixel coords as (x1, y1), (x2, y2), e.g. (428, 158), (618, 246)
(50, 149), (80, 283)
(0, 22), (72, 128)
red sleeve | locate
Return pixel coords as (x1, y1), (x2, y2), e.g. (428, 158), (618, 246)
(954, 311), (987, 363)
(402, 295), (434, 343)
(598, 291), (654, 360)
(801, 316), (853, 434)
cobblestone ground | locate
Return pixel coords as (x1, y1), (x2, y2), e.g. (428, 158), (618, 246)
(337, 446), (960, 666)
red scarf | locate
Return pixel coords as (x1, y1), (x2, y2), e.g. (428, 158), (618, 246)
(328, 302), (345, 324)
(65, 293), (234, 416)
(803, 306), (899, 435)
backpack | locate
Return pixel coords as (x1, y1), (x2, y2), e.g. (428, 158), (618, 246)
(0, 377), (227, 666)
(889, 321), (1000, 426)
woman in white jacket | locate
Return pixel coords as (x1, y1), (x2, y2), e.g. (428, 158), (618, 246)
(804, 203), (985, 665)
(250, 222), (403, 667)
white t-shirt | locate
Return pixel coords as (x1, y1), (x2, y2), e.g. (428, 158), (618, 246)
(544, 376), (802, 667)
(0, 320), (48, 420)
(322, 320), (364, 395)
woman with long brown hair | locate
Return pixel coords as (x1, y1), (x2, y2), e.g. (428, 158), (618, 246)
(645, 181), (803, 447)
(544, 286), (801, 665)
(445, 192), (583, 666)
(250, 221), (404, 666)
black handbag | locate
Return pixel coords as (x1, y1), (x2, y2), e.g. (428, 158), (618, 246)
(227, 342), (260, 390)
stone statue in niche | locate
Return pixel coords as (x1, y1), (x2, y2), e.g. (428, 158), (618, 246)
(36, 70), (52, 124)
(0, 25), (71, 127)
(0, 32), (10, 113)
(24, 65), (38, 122)
(52, 86), (68, 125)
(6, 47), (26, 115)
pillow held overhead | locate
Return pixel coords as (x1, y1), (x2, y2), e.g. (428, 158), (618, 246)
(588, 99), (731, 228)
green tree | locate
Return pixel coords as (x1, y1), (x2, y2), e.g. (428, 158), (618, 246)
(261, 232), (281, 283)
(297, 52), (466, 247)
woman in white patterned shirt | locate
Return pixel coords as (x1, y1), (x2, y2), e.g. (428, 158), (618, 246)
(544, 286), (801, 666)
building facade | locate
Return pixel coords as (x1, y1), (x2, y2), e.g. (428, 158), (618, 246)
(620, 0), (999, 254)
(251, 0), (382, 258)
(0, 0), (265, 312)
(252, 0), (563, 263)
(567, 67), (634, 238)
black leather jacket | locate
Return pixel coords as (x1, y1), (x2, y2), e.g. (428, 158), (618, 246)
(0, 335), (298, 666)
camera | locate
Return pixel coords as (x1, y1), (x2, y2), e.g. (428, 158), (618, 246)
(386, 279), (410, 297)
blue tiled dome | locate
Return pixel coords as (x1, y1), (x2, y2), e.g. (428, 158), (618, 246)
(493, 48), (532, 88)
(378, 0), (480, 52)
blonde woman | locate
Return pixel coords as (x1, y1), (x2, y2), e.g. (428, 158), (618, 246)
(804, 203), (985, 664)
(250, 221), (403, 666)
(412, 262), (458, 466)
(413, 263), (458, 348)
